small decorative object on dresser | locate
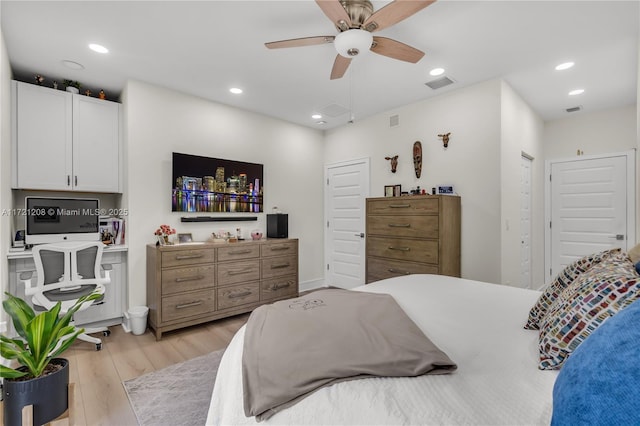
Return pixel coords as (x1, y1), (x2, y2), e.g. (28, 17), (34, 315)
(384, 185), (395, 197)
(178, 233), (193, 243)
(154, 224), (176, 245)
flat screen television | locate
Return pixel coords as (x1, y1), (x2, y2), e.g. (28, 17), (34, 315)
(25, 197), (100, 244)
(172, 152), (264, 213)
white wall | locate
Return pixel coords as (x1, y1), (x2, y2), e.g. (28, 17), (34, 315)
(325, 79), (504, 284)
(124, 80), (326, 306)
(1, 27), (13, 326)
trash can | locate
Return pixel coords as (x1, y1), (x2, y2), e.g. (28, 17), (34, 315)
(128, 306), (149, 335)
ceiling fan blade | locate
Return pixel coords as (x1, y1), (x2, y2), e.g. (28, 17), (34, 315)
(371, 37), (425, 63)
(316, 0), (352, 31)
(363, 0), (436, 32)
(330, 54), (352, 80)
(265, 36), (335, 49)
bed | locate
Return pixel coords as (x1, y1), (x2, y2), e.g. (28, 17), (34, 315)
(206, 274), (559, 425)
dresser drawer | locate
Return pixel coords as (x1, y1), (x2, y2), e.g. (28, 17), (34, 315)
(367, 197), (439, 215)
(367, 236), (438, 264)
(218, 259), (260, 286)
(367, 258), (438, 283)
(261, 276), (298, 301)
(367, 215), (438, 238)
(217, 282), (260, 310)
(261, 241), (297, 257)
(161, 248), (215, 268)
(217, 244), (260, 262)
(261, 256), (297, 279)
(161, 289), (215, 322)
(161, 265), (215, 295)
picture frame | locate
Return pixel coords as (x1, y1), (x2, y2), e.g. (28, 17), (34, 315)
(384, 185), (395, 197)
(178, 233), (193, 243)
(393, 185), (402, 197)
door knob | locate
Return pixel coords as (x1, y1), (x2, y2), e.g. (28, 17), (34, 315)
(609, 234), (624, 240)
(354, 233), (364, 238)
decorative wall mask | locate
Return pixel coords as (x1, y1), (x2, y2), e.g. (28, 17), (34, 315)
(385, 155), (399, 173)
(413, 141), (422, 178)
(438, 132), (451, 148)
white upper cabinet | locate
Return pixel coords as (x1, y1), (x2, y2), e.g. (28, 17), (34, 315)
(11, 81), (121, 193)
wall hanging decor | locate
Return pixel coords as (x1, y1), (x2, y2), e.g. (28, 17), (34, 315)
(384, 155), (398, 173)
(413, 141), (422, 178)
(438, 132), (451, 148)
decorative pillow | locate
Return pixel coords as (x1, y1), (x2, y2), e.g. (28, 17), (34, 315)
(551, 299), (640, 425)
(538, 250), (640, 370)
(524, 248), (621, 330)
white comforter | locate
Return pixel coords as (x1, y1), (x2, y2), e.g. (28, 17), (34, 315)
(207, 274), (558, 425)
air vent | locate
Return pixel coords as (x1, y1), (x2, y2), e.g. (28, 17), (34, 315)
(389, 114), (400, 128)
(425, 76), (455, 90)
(319, 103), (350, 117)
(566, 105), (582, 113)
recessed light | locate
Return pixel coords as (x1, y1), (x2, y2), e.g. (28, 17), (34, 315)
(89, 43), (109, 54)
(569, 89), (584, 96)
(429, 67), (445, 76)
(229, 88), (243, 94)
(61, 60), (85, 70)
(555, 62), (574, 71)
(311, 114), (322, 119)
(317, 121), (327, 125)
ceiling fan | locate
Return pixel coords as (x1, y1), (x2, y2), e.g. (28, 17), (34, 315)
(265, 0), (436, 80)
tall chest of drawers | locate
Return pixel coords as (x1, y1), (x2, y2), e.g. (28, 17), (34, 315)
(366, 195), (460, 283)
(147, 238), (298, 340)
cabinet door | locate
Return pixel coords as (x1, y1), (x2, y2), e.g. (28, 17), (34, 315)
(74, 263), (123, 326)
(72, 96), (120, 192)
(13, 81), (73, 190)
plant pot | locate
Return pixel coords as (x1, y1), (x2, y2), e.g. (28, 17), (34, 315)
(65, 86), (79, 94)
(3, 358), (70, 426)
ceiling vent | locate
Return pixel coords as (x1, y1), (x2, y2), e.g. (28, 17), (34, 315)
(319, 103), (350, 117)
(566, 105), (582, 113)
(425, 76), (455, 90)
(389, 114), (400, 128)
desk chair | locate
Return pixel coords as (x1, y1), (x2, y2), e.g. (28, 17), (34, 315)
(21, 241), (111, 350)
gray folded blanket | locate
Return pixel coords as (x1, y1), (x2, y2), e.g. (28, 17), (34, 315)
(242, 289), (457, 421)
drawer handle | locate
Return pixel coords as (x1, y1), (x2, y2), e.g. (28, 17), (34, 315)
(388, 268), (411, 275)
(229, 250), (252, 255)
(175, 300), (203, 309)
(270, 282), (291, 291)
(175, 254), (204, 260)
(389, 204), (410, 208)
(270, 246), (290, 251)
(227, 269), (253, 275)
(271, 263), (290, 269)
(388, 223), (411, 228)
(175, 275), (204, 283)
(229, 291), (252, 299)
(388, 246), (410, 251)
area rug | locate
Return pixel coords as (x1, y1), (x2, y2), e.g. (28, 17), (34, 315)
(123, 349), (224, 426)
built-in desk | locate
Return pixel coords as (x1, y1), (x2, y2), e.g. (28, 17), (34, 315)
(7, 245), (128, 329)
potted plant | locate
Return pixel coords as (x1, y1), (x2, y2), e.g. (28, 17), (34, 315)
(62, 79), (81, 94)
(0, 291), (101, 425)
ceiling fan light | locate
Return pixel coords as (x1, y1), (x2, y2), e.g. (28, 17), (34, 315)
(334, 29), (373, 58)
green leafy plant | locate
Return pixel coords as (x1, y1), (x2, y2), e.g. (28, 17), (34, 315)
(0, 291), (101, 379)
(62, 79), (81, 89)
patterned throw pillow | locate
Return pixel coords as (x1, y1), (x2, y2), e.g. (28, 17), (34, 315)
(524, 248), (621, 330)
(538, 251), (640, 370)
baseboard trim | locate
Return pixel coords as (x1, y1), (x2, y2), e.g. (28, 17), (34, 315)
(299, 278), (327, 293)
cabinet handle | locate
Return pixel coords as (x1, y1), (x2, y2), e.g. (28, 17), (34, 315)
(270, 282), (291, 291)
(388, 223), (411, 228)
(175, 300), (203, 309)
(74, 175), (78, 186)
(388, 268), (411, 275)
(389, 204), (410, 208)
(271, 263), (290, 269)
(227, 269), (252, 275)
(270, 246), (290, 251)
(229, 291), (252, 299)
(388, 246), (410, 251)
(229, 250), (252, 255)
(175, 254), (204, 260)
(175, 275), (204, 283)
(67, 175), (71, 186)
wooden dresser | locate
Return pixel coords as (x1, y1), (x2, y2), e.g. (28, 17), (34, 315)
(146, 238), (298, 340)
(366, 195), (460, 283)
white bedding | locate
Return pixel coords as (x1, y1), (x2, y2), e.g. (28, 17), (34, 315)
(206, 274), (558, 425)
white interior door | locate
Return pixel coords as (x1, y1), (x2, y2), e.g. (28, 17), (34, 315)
(520, 155), (532, 289)
(324, 159), (370, 289)
(546, 151), (635, 282)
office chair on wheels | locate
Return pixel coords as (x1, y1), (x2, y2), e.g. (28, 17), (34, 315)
(20, 241), (112, 350)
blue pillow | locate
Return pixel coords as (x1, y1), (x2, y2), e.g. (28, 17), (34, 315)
(551, 299), (640, 425)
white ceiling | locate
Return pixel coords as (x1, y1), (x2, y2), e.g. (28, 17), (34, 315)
(2, 1), (638, 130)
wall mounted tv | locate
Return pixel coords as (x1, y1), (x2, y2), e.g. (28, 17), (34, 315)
(172, 152), (263, 213)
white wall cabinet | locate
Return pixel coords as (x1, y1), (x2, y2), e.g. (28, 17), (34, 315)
(11, 80), (121, 193)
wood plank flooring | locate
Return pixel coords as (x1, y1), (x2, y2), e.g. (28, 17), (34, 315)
(0, 313), (249, 426)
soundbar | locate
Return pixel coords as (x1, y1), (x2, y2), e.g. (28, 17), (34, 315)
(181, 216), (257, 222)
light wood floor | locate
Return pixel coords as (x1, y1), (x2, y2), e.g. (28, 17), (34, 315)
(1, 313), (249, 426)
